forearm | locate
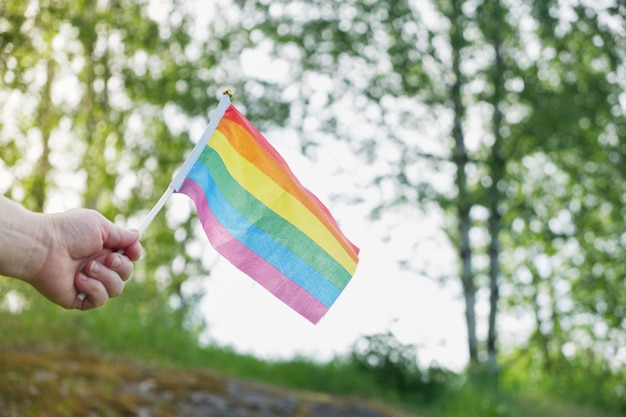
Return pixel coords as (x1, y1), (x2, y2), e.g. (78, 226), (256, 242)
(0, 196), (49, 282)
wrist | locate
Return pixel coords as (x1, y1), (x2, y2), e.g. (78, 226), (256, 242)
(0, 197), (51, 282)
(19, 211), (53, 283)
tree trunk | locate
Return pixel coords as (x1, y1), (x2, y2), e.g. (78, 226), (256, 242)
(449, 0), (478, 365)
(529, 263), (553, 371)
(31, 59), (54, 212)
(486, 0), (505, 378)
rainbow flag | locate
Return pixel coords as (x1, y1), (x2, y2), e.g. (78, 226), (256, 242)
(171, 94), (359, 324)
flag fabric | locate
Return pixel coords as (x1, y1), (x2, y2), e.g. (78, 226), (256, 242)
(174, 97), (360, 324)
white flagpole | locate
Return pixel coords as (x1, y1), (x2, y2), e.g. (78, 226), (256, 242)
(136, 186), (175, 234)
(169, 92), (232, 192)
(77, 90), (233, 303)
(140, 90), (232, 229)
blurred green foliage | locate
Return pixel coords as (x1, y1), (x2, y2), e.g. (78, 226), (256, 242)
(230, 0), (626, 401)
(1, 0), (625, 416)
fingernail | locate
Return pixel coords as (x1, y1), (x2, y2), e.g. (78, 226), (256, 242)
(111, 254), (121, 268)
(90, 262), (101, 275)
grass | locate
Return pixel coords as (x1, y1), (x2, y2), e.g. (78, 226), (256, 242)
(0, 283), (392, 401)
(1, 281), (624, 417)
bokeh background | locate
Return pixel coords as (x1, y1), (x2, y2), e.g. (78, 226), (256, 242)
(1, 0), (624, 416)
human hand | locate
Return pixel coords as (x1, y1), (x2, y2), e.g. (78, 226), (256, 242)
(29, 209), (142, 310)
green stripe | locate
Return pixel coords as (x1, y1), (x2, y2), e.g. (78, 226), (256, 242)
(198, 147), (352, 290)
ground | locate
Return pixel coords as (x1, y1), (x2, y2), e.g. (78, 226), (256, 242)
(0, 344), (415, 417)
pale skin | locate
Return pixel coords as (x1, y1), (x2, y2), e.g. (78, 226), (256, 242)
(0, 196), (142, 310)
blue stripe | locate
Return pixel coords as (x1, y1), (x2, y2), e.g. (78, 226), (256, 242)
(186, 159), (341, 307)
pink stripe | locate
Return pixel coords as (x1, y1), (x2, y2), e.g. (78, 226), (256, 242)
(179, 178), (330, 324)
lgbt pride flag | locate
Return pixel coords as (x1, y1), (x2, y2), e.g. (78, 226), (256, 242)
(165, 92), (359, 324)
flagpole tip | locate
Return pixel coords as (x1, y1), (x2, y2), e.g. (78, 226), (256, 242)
(222, 89), (233, 98)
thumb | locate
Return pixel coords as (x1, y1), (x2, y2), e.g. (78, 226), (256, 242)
(100, 218), (140, 251)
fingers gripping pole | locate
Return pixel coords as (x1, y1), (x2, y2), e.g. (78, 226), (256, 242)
(77, 186), (175, 302)
(78, 91), (233, 303)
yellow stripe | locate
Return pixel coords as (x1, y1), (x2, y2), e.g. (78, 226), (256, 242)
(209, 131), (357, 274)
